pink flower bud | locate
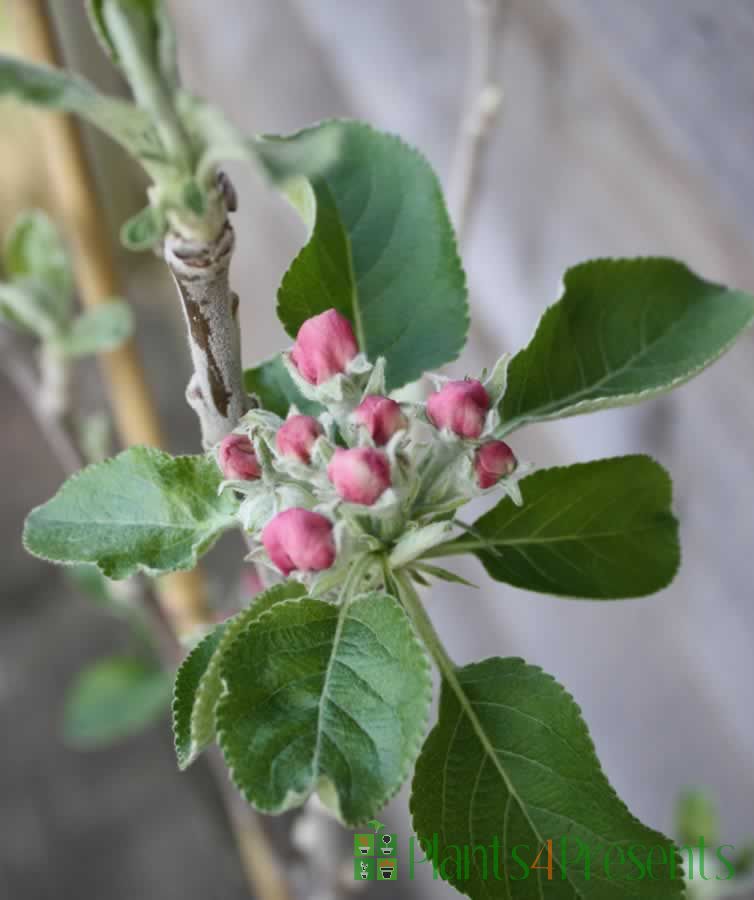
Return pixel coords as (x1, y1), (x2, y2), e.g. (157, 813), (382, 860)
(218, 434), (261, 481)
(475, 440), (517, 489)
(275, 415), (323, 464)
(354, 395), (408, 446)
(426, 379), (490, 439)
(327, 447), (391, 506)
(261, 508), (336, 575)
(290, 309), (359, 385)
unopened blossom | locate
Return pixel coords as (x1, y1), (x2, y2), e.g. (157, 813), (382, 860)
(218, 434), (261, 481)
(427, 379), (490, 439)
(261, 508), (336, 575)
(354, 395), (407, 446)
(474, 440), (517, 489)
(327, 447), (391, 506)
(276, 414), (323, 464)
(290, 309), (359, 385)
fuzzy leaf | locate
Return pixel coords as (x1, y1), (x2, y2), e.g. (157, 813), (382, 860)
(87, 0), (179, 91)
(500, 258), (754, 435)
(172, 581), (306, 770)
(0, 281), (61, 339)
(244, 355), (322, 418)
(256, 122), (469, 391)
(64, 656), (171, 748)
(56, 301), (133, 358)
(120, 204), (165, 250)
(24, 448), (237, 579)
(411, 657), (684, 899)
(4, 210), (73, 303)
(0, 56), (167, 173)
(676, 789), (720, 847)
(217, 592), (432, 824)
(436, 456), (679, 599)
(413, 563), (478, 589)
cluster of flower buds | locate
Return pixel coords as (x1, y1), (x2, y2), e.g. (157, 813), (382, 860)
(216, 309), (524, 585)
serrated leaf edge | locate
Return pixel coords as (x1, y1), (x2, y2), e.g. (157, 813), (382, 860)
(216, 592), (434, 826)
(178, 581), (307, 770)
(500, 257), (754, 437)
(172, 626), (225, 769)
(22, 447), (237, 580)
(409, 656), (686, 899)
(470, 454), (682, 600)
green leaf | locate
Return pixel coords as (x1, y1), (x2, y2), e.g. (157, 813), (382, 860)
(732, 842), (754, 877)
(434, 456), (679, 599)
(24, 447), (238, 579)
(4, 210), (73, 303)
(56, 301), (133, 358)
(64, 656), (171, 748)
(676, 789), (720, 846)
(181, 179), (206, 216)
(413, 563), (478, 589)
(244, 354), (322, 418)
(173, 626), (226, 767)
(77, 413), (112, 463)
(217, 592), (432, 824)
(172, 581), (306, 770)
(256, 121), (469, 391)
(175, 92), (257, 181)
(0, 56), (167, 174)
(0, 281), (61, 339)
(120, 204), (165, 250)
(500, 258), (754, 436)
(411, 657), (684, 899)
(87, 0), (179, 92)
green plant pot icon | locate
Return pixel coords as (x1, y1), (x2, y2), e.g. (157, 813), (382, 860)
(354, 833), (374, 856)
(380, 833), (396, 855)
(353, 858), (375, 881)
(377, 858), (397, 880)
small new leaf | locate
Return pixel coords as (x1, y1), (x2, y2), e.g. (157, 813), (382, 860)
(676, 789), (720, 846)
(4, 210), (73, 303)
(437, 456), (679, 599)
(56, 301), (133, 358)
(0, 282), (61, 340)
(64, 656), (171, 748)
(500, 258), (754, 435)
(217, 592), (432, 824)
(413, 563), (478, 589)
(244, 355), (322, 418)
(172, 581), (306, 769)
(411, 657), (684, 899)
(120, 204), (165, 250)
(87, 0), (180, 93)
(24, 448), (238, 579)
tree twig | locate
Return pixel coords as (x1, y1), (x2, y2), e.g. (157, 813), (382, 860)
(0, 330), (81, 474)
(11, 0), (210, 638)
(449, 0), (508, 244)
(164, 223), (247, 449)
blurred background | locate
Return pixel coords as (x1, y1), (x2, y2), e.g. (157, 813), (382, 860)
(2, 0), (754, 898)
